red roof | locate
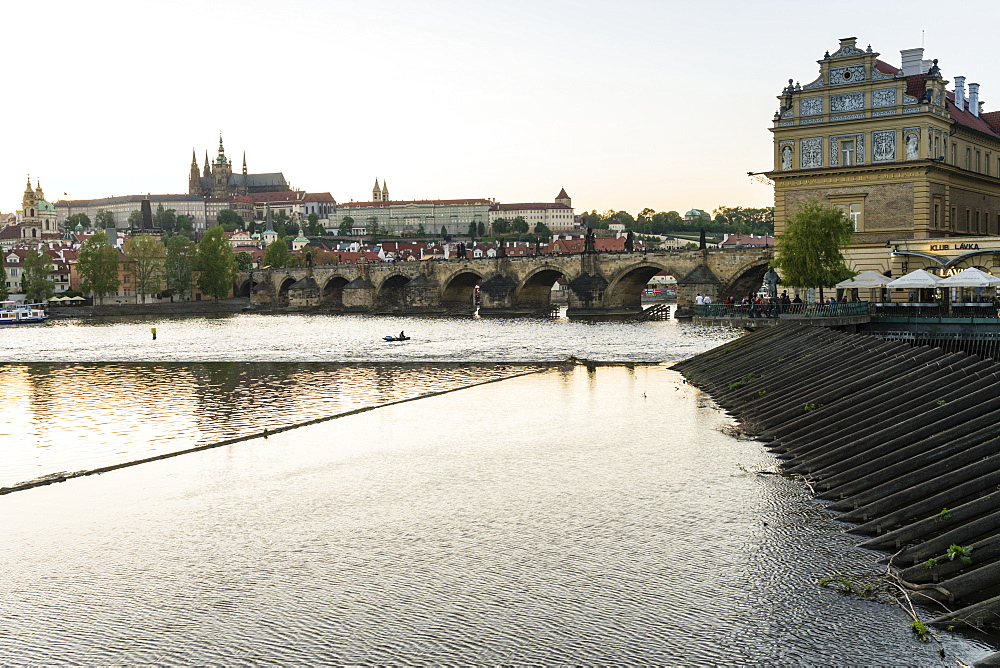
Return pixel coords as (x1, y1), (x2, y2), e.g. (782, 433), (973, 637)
(305, 192), (336, 202)
(493, 203), (570, 211)
(945, 91), (1000, 137)
(905, 74), (928, 100)
(253, 191), (305, 204)
(875, 59), (900, 75)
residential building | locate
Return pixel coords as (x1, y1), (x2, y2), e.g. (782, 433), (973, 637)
(333, 197), (493, 237)
(489, 188), (577, 232)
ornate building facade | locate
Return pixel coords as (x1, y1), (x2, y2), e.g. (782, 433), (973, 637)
(768, 37), (1000, 274)
(15, 177), (59, 240)
(188, 136), (291, 199)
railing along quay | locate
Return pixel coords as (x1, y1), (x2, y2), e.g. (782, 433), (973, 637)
(674, 324), (1000, 633)
(694, 302), (869, 319)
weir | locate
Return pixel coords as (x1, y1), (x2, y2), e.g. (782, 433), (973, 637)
(674, 325), (1000, 632)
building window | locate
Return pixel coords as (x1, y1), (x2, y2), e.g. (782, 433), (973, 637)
(977, 151), (982, 172)
(966, 148), (972, 169)
(952, 144), (957, 164)
(934, 201), (941, 228)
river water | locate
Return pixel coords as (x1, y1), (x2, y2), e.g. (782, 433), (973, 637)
(1, 313), (996, 664)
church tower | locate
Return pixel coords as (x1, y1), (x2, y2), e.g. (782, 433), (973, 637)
(381, 180), (389, 202)
(372, 178), (382, 202)
(22, 176), (37, 217)
(211, 135), (233, 198)
(189, 149), (201, 194)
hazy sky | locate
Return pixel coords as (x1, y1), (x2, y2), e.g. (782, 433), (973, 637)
(5, 0), (1000, 217)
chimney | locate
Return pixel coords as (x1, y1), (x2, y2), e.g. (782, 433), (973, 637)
(969, 83), (980, 117)
(900, 48), (925, 76)
(955, 76), (966, 111)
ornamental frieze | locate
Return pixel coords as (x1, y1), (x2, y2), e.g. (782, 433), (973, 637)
(800, 137), (823, 169)
(872, 88), (897, 108)
(800, 97), (823, 116)
(872, 130), (896, 162)
(830, 65), (865, 85)
(831, 92), (864, 113)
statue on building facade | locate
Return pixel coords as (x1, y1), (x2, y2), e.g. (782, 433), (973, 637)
(781, 145), (793, 170)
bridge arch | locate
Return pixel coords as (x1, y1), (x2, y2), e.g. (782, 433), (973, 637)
(276, 275), (296, 306)
(720, 260), (771, 300)
(441, 269), (486, 310)
(376, 273), (410, 312)
(235, 277), (256, 298)
(322, 275), (350, 308)
(604, 262), (674, 311)
(516, 265), (567, 310)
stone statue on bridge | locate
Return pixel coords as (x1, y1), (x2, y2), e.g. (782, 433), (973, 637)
(624, 230), (634, 253)
(585, 228), (596, 253)
(763, 266), (780, 299)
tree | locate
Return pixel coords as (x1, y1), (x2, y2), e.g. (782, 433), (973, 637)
(306, 212), (322, 236)
(235, 251), (254, 272)
(22, 249), (55, 302)
(123, 234), (165, 304)
(216, 208), (243, 232)
(0, 261), (7, 301)
(96, 209), (115, 229)
(339, 216), (354, 236)
(175, 214), (195, 233)
(155, 205), (177, 232)
(440, 225), (448, 237)
(286, 220), (300, 237)
(534, 222), (552, 237)
(78, 230), (120, 303)
(165, 234), (195, 301)
(65, 212), (91, 230)
(416, 223), (425, 236)
(511, 216), (529, 234)
(772, 199), (853, 302)
(263, 236), (290, 268)
(477, 221), (485, 237)
(492, 218), (510, 234)
(197, 225), (237, 300)
(127, 210), (142, 229)
(467, 221), (478, 239)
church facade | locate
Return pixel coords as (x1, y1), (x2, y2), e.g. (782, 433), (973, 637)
(15, 177), (59, 241)
(189, 137), (291, 199)
(768, 37), (1000, 274)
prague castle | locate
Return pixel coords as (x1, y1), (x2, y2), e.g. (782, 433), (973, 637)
(188, 136), (291, 199)
(768, 37), (1000, 274)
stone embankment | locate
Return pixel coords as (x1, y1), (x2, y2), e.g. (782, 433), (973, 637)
(674, 325), (1000, 631)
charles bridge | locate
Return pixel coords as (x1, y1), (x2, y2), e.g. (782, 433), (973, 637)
(241, 247), (774, 319)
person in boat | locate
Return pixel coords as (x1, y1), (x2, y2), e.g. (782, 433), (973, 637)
(399, 331), (405, 339)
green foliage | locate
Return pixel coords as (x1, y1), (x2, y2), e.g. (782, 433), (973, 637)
(216, 208), (243, 233)
(773, 199), (854, 292)
(803, 403), (823, 412)
(534, 222), (552, 236)
(164, 235), (195, 300)
(510, 216), (529, 234)
(0, 260), (7, 301)
(234, 251), (254, 272)
(440, 225), (448, 237)
(817, 575), (876, 597)
(196, 225), (237, 300)
(492, 218), (510, 234)
(306, 212), (322, 236)
(416, 223), (426, 236)
(338, 216), (354, 236)
(936, 399), (947, 406)
(946, 544), (973, 564)
(154, 204), (177, 232)
(477, 221), (485, 237)
(127, 209), (142, 229)
(65, 212), (92, 230)
(123, 235), (165, 303)
(910, 619), (930, 643)
(175, 214), (194, 233)
(263, 237), (290, 268)
(95, 209), (115, 229)
(923, 558), (938, 570)
(467, 221), (478, 238)
(931, 508), (951, 522)
(78, 230), (121, 299)
(22, 249), (55, 302)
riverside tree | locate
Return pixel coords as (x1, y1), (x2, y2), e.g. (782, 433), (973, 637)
(165, 234), (195, 300)
(0, 261), (8, 300)
(262, 237), (289, 268)
(197, 225), (237, 300)
(772, 199), (854, 301)
(123, 234), (165, 303)
(77, 230), (120, 304)
(22, 249), (55, 303)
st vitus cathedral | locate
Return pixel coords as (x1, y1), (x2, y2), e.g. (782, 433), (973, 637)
(188, 136), (291, 199)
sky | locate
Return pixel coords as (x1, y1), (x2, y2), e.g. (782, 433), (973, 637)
(5, 0), (1000, 217)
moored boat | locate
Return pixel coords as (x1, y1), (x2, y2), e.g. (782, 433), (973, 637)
(0, 302), (49, 324)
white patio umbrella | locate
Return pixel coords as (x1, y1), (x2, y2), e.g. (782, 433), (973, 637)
(835, 270), (893, 288)
(885, 269), (941, 289)
(937, 267), (1000, 287)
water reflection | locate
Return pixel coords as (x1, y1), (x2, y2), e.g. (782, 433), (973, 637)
(0, 362), (546, 487)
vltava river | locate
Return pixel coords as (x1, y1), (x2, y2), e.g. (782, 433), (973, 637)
(1, 314), (995, 664)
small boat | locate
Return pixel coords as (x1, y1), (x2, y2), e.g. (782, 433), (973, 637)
(383, 335), (410, 342)
(0, 302), (49, 324)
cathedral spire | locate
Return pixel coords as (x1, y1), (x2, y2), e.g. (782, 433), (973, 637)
(191, 148), (197, 166)
(242, 151), (247, 176)
(204, 151), (211, 178)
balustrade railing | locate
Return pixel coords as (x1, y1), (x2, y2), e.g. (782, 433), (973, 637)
(694, 301), (1000, 320)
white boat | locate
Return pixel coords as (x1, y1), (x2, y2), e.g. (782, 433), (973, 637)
(0, 302), (49, 324)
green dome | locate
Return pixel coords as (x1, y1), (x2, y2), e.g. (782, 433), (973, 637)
(38, 200), (55, 212)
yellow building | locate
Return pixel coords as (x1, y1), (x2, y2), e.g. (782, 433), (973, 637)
(768, 37), (1000, 277)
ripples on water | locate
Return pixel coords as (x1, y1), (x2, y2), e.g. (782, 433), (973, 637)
(2, 367), (994, 665)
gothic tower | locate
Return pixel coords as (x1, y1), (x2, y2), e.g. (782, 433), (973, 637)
(372, 178), (382, 202)
(211, 135), (233, 198)
(381, 180), (389, 202)
(556, 187), (571, 208)
(189, 149), (201, 194)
